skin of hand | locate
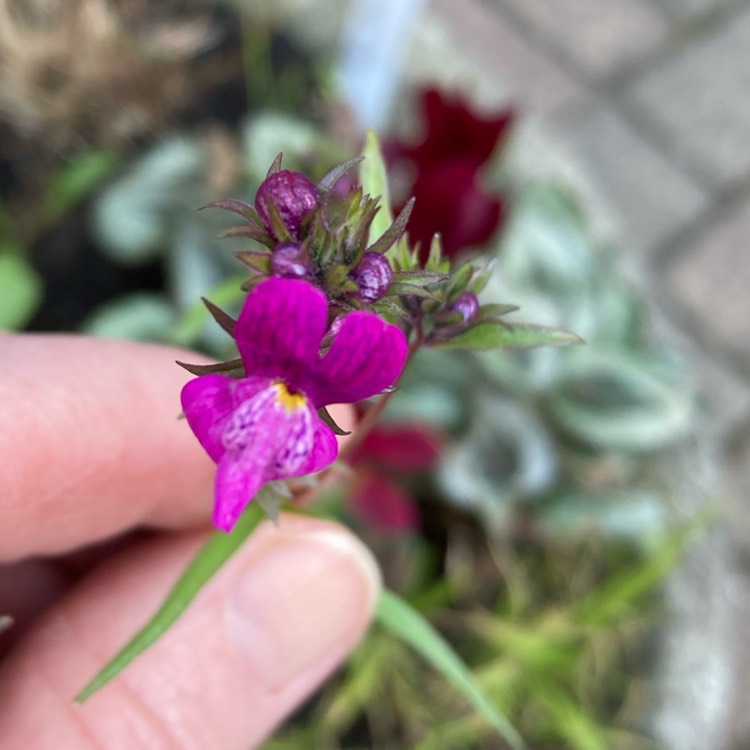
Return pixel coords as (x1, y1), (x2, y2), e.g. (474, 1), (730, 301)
(0, 334), (379, 749)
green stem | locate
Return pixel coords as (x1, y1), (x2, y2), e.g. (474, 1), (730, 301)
(75, 503), (264, 703)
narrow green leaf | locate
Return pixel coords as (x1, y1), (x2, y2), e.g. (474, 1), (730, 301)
(359, 131), (393, 247)
(76, 504), (264, 703)
(433, 322), (584, 351)
(0, 250), (42, 330)
(44, 149), (119, 221)
(376, 590), (525, 750)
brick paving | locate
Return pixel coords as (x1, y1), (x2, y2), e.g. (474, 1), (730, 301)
(422, 0), (750, 748)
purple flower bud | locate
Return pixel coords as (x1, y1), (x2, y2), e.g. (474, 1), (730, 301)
(351, 252), (393, 302)
(449, 291), (479, 323)
(255, 170), (320, 240)
(270, 243), (312, 280)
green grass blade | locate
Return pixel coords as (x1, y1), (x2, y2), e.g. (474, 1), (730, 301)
(76, 503), (264, 702)
(376, 590), (525, 750)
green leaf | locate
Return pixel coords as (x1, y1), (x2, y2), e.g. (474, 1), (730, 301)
(44, 149), (119, 222)
(548, 350), (694, 450)
(359, 131), (393, 250)
(376, 590), (525, 750)
(0, 250), (42, 330)
(76, 503), (264, 703)
(433, 321), (584, 351)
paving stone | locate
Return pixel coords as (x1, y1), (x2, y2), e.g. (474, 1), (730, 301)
(628, 7), (750, 186)
(493, 0), (668, 78)
(647, 0), (730, 21)
(422, 0), (584, 115)
(664, 197), (750, 362)
(554, 101), (709, 255)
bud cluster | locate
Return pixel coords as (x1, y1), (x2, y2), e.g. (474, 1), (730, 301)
(202, 154), (422, 311)
(188, 154), (553, 382)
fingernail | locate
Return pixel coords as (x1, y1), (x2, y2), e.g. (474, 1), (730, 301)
(227, 520), (380, 690)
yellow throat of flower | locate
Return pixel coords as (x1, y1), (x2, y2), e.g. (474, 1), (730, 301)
(273, 381), (307, 411)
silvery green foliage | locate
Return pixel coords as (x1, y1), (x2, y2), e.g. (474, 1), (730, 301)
(88, 114), (348, 348)
(393, 184), (693, 542)
(83, 293), (176, 342)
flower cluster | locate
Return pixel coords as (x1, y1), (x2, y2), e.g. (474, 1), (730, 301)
(182, 146), (579, 532)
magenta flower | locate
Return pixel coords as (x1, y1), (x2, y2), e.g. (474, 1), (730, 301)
(181, 278), (408, 531)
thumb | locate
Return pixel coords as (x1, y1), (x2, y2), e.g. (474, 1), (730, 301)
(0, 515), (380, 749)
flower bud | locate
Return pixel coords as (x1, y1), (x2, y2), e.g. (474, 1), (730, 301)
(270, 243), (312, 280)
(351, 252), (393, 302)
(255, 170), (320, 239)
(449, 291), (479, 323)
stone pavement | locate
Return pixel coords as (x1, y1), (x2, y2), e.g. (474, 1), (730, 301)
(417, 1), (750, 748)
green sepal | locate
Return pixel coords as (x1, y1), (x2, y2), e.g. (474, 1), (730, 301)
(390, 269), (449, 286)
(387, 281), (441, 300)
(317, 405), (352, 436)
(199, 199), (263, 228)
(365, 198), (414, 257)
(76, 503), (265, 703)
(235, 250), (272, 274)
(201, 297), (236, 337)
(175, 357), (244, 377)
(432, 321), (584, 351)
(476, 303), (520, 319)
(373, 296), (409, 318)
(267, 153), (283, 176)
(255, 482), (292, 526)
(219, 225), (275, 247)
(264, 199), (294, 243)
(319, 156), (364, 195)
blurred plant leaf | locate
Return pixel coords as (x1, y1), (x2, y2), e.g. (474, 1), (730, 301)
(376, 590), (525, 750)
(43, 149), (119, 223)
(536, 489), (665, 544)
(434, 321), (583, 351)
(548, 350), (694, 450)
(82, 293), (175, 342)
(0, 249), (42, 330)
(360, 131), (397, 256)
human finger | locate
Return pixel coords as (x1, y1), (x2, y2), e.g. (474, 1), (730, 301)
(0, 514), (379, 749)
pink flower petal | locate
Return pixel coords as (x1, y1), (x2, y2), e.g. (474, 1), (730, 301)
(235, 278), (328, 383)
(309, 312), (408, 405)
(209, 382), (338, 531)
(180, 374), (271, 462)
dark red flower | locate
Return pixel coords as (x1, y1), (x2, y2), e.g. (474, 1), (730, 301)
(388, 87), (515, 259)
(348, 422), (445, 533)
(408, 160), (505, 257)
(404, 88), (515, 171)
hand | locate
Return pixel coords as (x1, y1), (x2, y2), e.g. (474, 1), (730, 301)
(0, 335), (379, 749)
